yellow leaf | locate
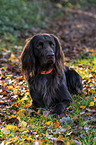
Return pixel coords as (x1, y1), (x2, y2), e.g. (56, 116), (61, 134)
(25, 92), (30, 96)
(19, 121), (27, 128)
(15, 58), (19, 62)
(45, 121), (53, 126)
(25, 137), (33, 141)
(6, 125), (18, 130)
(80, 106), (86, 109)
(14, 89), (18, 93)
(6, 75), (9, 77)
(10, 54), (16, 59)
(36, 129), (38, 132)
(46, 131), (48, 135)
(66, 141), (70, 145)
(25, 103), (31, 108)
(77, 24), (82, 28)
(2, 48), (6, 51)
(89, 101), (94, 107)
(60, 120), (62, 123)
(17, 116), (21, 122)
(39, 133), (43, 137)
(1, 67), (6, 69)
(10, 115), (17, 118)
(94, 97), (96, 101)
(87, 49), (93, 52)
(92, 52), (96, 56)
(21, 96), (28, 101)
(15, 85), (20, 89)
(7, 86), (13, 89)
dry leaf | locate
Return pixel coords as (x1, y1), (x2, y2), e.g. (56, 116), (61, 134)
(19, 121), (27, 128)
(6, 125), (18, 130)
(80, 106), (86, 109)
(45, 121), (53, 126)
(89, 101), (94, 107)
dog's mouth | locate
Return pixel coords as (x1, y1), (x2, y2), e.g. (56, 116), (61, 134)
(42, 59), (55, 69)
(44, 60), (54, 67)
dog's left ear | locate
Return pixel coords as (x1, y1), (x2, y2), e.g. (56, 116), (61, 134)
(50, 34), (64, 63)
(20, 36), (37, 80)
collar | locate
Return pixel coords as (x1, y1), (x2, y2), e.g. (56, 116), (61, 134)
(41, 68), (53, 75)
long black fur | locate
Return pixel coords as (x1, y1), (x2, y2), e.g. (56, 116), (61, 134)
(20, 33), (82, 114)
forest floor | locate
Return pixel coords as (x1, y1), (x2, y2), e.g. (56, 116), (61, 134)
(0, 1), (96, 144)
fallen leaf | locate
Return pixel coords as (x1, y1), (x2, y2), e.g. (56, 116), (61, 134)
(77, 24), (82, 28)
(80, 106), (86, 109)
(10, 54), (16, 59)
(54, 121), (60, 128)
(66, 141), (70, 145)
(25, 92), (30, 96)
(45, 121), (53, 126)
(25, 137), (33, 142)
(19, 121), (27, 128)
(7, 86), (13, 89)
(6, 125), (18, 130)
(21, 96), (28, 101)
(2, 91), (7, 95)
(89, 101), (94, 107)
(94, 97), (96, 102)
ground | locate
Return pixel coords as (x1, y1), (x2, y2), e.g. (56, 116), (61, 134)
(0, 1), (96, 144)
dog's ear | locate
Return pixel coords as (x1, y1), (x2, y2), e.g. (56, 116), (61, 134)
(50, 34), (64, 63)
(20, 36), (36, 80)
(50, 34), (65, 76)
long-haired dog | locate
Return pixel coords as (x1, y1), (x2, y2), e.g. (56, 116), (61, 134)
(20, 34), (82, 114)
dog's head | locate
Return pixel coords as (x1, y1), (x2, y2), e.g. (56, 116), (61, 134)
(20, 33), (64, 79)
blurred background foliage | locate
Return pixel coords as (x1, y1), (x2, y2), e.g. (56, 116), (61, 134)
(0, 0), (96, 36)
(0, 0), (47, 36)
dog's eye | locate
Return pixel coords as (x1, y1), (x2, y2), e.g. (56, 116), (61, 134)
(50, 43), (54, 47)
(37, 45), (42, 49)
(37, 42), (43, 49)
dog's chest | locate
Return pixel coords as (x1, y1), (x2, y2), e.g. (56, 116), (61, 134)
(33, 75), (60, 107)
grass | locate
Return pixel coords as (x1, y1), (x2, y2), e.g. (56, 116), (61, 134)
(0, 0), (48, 36)
(0, 35), (96, 144)
(0, 0), (96, 144)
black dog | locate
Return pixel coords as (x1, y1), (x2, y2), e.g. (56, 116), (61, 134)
(20, 33), (82, 114)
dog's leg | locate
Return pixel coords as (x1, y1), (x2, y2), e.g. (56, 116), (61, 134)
(29, 90), (45, 110)
(52, 101), (70, 115)
(64, 66), (83, 94)
(52, 83), (74, 114)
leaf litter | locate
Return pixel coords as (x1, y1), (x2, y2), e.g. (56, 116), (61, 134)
(0, 4), (96, 144)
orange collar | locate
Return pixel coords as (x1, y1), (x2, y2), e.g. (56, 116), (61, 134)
(41, 68), (53, 75)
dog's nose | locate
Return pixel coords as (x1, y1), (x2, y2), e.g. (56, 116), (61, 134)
(47, 52), (55, 57)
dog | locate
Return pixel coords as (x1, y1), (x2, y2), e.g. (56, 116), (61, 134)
(20, 33), (82, 114)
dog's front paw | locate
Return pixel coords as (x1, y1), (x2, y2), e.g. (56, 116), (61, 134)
(52, 102), (69, 115)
